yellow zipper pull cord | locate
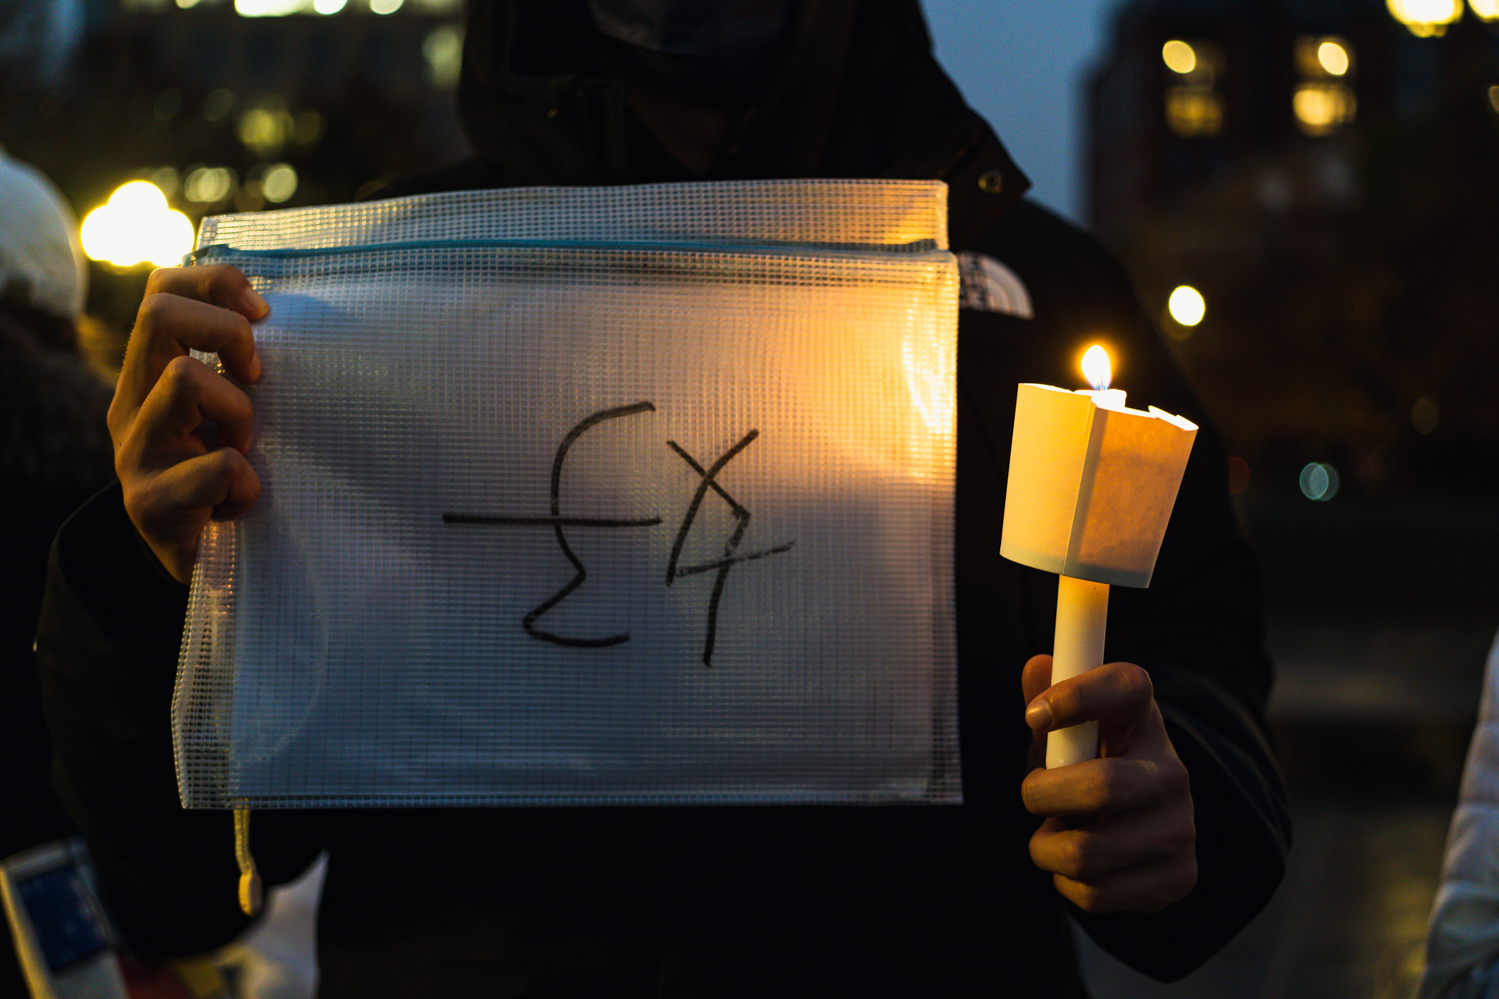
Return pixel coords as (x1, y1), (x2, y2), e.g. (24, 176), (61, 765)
(233, 808), (262, 917)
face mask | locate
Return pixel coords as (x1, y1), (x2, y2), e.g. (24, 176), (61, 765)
(585, 0), (790, 58)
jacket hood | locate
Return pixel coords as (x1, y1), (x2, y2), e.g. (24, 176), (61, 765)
(457, 0), (1031, 248)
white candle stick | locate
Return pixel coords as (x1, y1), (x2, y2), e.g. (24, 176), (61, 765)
(1047, 575), (1109, 768)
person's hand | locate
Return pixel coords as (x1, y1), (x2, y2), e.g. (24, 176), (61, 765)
(1020, 655), (1197, 914)
(108, 265), (267, 584)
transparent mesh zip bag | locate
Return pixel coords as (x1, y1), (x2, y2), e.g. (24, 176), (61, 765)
(174, 180), (960, 809)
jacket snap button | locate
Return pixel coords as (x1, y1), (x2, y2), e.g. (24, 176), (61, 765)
(978, 169), (1004, 194)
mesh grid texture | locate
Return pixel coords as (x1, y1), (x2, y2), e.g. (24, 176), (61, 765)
(175, 182), (960, 809)
(195, 180), (948, 255)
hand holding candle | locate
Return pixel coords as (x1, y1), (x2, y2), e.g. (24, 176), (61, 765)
(1019, 654), (1198, 913)
(1001, 345), (1198, 768)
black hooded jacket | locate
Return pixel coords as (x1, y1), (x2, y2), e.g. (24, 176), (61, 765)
(35, 3), (1289, 995)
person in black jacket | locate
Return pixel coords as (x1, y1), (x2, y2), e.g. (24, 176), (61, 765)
(36, 3), (1290, 995)
(1, 148), (116, 996)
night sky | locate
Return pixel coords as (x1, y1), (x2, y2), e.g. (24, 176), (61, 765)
(925, 0), (1121, 225)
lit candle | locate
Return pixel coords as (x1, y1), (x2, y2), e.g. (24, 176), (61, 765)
(1000, 345), (1198, 768)
(1077, 344), (1127, 412)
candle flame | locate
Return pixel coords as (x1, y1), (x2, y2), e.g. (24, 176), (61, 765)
(1081, 344), (1112, 391)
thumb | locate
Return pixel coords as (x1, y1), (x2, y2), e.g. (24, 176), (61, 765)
(1022, 654), (1053, 707)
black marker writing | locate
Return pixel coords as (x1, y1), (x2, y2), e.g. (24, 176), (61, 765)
(665, 432), (794, 667)
(444, 404), (794, 666)
(444, 401), (660, 648)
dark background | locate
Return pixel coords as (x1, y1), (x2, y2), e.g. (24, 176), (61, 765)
(3, 1), (1498, 996)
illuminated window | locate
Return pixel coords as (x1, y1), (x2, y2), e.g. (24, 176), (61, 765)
(1387, 0), (1463, 36)
(1294, 84), (1356, 135)
(1162, 40), (1197, 75)
(1296, 37), (1352, 77)
(1162, 39), (1225, 138)
(1294, 37), (1356, 136)
(1166, 88), (1223, 136)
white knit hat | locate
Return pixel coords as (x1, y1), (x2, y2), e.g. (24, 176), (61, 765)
(0, 146), (87, 320)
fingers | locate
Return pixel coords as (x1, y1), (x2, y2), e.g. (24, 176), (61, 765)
(1021, 751), (1190, 817)
(1024, 660), (1153, 735)
(1049, 851), (1198, 914)
(1030, 790), (1197, 913)
(126, 447), (261, 583)
(114, 354), (260, 584)
(109, 264), (267, 584)
(115, 265), (266, 426)
(1021, 654), (1052, 705)
(133, 448), (261, 526)
(146, 263), (269, 321)
(123, 354), (256, 461)
(1019, 655), (1197, 913)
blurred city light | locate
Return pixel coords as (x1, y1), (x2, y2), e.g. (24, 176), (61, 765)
(236, 0), (308, 14)
(1228, 456), (1251, 494)
(1386, 0), (1463, 36)
(1161, 39), (1224, 138)
(203, 89), (235, 122)
(1081, 343), (1112, 391)
(262, 163), (298, 203)
(1294, 83), (1357, 135)
(1489, 85), (1499, 113)
(1296, 37), (1354, 80)
(313, 0), (347, 11)
(1318, 41), (1351, 76)
(1412, 397), (1440, 434)
(371, 0), (404, 13)
(1470, 0), (1499, 18)
(81, 182), (195, 268)
(1162, 40), (1197, 75)
(146, 166), (181, 200)
(1299, 462), (1340, 501)
(239, 105), (295, 157)
(1168, 285), (1206, 326)
(153, 88), (182, 121)
(1166, 87), (1224, 137)
(232, 0), (302, 13)
(424, 25), (463, 89)
(293, 109), (324, 146)
(184, 165), (237, 204)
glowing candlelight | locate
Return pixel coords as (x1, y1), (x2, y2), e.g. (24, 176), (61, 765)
(1001, 346), (1198, 768)
(1079, 343), (1127, 412)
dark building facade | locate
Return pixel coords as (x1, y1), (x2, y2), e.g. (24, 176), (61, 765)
(1084, 0), (1499, 499)
(0, 0), (468, 332)
(1086, 0), (1468, 244)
